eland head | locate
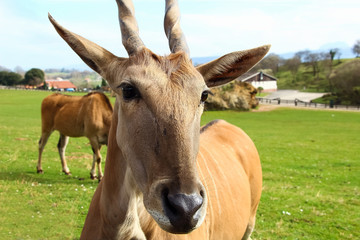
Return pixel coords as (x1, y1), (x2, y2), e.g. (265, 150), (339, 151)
(49, 0), (269, 234)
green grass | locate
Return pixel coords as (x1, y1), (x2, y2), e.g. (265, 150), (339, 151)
(1, 90), (359, 239)
(0, 90), (110, 239)
(202, 110), (360, 239)
(257, 92), (270, 97)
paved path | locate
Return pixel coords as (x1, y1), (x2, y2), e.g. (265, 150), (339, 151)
(264, 90), (326, 102)
(259, 90), (359, 111)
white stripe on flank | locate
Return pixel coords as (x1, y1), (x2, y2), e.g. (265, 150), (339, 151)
(203, 145), (236, 209)
(198, 151), (221, 215)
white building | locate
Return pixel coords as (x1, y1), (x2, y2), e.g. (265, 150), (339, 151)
(237, 71), (277, 92)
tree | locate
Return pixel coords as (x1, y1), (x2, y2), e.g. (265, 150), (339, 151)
(329, 48), (339, 65)
(295, 50), (310, 62)
(284, 55), (301, 82)
(24, 68), (45, 86)
(352, 40), (360, 57)
(253, 53), (282, 74)
(304, 52), (321, 78)
(315, 51), (335, 93)
(101, 78), (108, 87)
(0, 71), (23, 86)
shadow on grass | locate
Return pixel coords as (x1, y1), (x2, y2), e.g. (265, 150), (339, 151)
(0, 170), (97, 185)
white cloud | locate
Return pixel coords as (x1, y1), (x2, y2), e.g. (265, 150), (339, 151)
(178, 1), (360, 55)
(1, 0), (360, 69)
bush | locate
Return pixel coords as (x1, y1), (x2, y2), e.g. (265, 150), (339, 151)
(329, 59), (360, 104)
(205, 81), (258, 111)
(24, 68), (45, 86)
(0, 71), (23, 86)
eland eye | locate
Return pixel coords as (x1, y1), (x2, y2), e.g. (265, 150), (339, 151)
(200, 90), (211, 103)
(119, 83), (140, 100)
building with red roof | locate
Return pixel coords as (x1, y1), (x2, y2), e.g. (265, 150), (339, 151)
(45, 79), (77, 91)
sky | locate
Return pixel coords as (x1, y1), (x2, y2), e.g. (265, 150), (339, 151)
(1, 0), (359, 71)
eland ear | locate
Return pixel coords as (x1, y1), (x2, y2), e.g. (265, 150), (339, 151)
(48, 13), (125, 77)
(196, 45), (270, 88)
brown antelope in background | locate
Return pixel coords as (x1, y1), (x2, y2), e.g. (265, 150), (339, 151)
(49, 0), (269, 239)
(37, 92), (113, 180)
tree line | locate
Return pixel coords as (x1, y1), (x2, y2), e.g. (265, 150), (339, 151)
(0, 67), (45, 87)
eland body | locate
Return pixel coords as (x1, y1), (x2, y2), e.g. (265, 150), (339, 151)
(49, 0), (269, 239)
(37, 92), (113, 180)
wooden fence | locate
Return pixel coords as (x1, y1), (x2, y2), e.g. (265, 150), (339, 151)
(258, 97), (360, 111)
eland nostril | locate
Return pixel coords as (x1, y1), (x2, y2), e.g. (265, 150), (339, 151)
(161, 189), (203, 232)
(167, 193), (203, 217)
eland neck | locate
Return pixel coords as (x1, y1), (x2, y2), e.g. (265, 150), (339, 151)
(98, 101), (146, 239)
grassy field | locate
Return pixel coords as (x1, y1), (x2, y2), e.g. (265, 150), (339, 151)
(0, 89), (359, 239)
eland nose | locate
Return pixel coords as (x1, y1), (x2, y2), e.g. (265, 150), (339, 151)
(162, 189), (204, 232)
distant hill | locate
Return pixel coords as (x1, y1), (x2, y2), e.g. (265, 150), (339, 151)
(192, 41), (355, 65)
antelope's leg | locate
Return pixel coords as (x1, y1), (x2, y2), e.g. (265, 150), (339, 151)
(58, 133), (70, 175)
(37, 131), (52, 173)
(97, 145), (103, 181)
(89, 138), (103, 181)
(242, 210), (257, 240)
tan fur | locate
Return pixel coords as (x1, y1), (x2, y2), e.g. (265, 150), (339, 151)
(37, 92), (113, 180)
(78, 51), (262, 239)
(48, 0), (270, 239)
(81, 103), (261, 239)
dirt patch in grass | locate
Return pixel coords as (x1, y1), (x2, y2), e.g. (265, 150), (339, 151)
(66, 154), (92, 161)
(15, 137), (28, 141)
(252, 104), (280, 112)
